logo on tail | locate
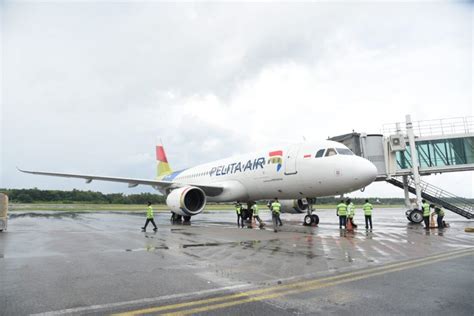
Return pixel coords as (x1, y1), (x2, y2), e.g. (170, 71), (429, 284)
(156, 143), (172, 179)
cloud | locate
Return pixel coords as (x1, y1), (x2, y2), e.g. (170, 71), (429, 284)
(1, 1), (472, 198)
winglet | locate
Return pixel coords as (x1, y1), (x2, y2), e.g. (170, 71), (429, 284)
(17, 167), (30, 173)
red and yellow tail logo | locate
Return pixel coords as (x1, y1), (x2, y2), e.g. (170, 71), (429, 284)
(156, 143), (172, 178)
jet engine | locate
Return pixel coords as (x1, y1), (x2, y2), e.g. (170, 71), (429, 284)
(166, 186), (206, 216)
(279, 199), (309, 213)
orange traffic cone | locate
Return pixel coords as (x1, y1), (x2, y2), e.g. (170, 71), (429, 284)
(347, 218), (353, 231)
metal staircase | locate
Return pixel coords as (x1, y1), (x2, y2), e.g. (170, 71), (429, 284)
(386, 177), (474, 219)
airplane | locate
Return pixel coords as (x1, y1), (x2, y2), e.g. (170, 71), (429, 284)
(19, 140), (377, 225)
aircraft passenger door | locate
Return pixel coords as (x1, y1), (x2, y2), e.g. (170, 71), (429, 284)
(284, 144), (300, 175)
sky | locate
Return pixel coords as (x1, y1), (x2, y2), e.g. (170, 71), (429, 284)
(1, 0), (473, 198)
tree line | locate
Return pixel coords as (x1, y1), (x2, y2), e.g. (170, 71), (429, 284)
(0, 188), (419, 205)
(0, 188), (166, 204)
(0, 188), (474, 205)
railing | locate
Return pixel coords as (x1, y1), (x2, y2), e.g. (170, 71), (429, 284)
(386, 177), (474, 218)
(407, 177), (473, 214)
(382, 116), (474, 137)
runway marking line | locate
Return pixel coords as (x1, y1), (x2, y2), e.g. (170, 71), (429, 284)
(113, 247), (474, 316)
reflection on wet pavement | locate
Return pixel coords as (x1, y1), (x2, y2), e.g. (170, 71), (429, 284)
(1, 207), (473, 315)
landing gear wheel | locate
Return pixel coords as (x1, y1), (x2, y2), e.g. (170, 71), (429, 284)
(407, 209), (423, 224)
(304, 215), (313, 226)
(183, 215), (191, 225)
(170, 213), (183, 224)
(311, 214), (319, 225)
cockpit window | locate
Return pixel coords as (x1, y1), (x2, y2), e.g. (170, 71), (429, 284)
(325, 148), (337, 157)
(315, 149), (325, 158)
(336, 148), (354, 156)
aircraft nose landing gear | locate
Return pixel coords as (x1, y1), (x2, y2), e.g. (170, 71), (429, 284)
(303, 200), (319, 226)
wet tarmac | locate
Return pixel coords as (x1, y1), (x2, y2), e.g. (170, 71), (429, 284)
(0, 208), (473, 315)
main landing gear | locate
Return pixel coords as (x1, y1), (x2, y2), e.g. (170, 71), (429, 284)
(170, 213), (192, 225)
(303, 199), (319, 226)
(406, 209), (423, 224)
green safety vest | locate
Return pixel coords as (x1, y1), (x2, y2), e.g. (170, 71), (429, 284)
(252, 204), (259, 216)
(337, 203), (347, 216)
(422, 203), (430, 217)
(235, 205), (242, 215)
(146, 206), (154, 219)
(438, 208), (445, 217)
(363, 203), (373, 216)
(348, 203), (355, 218)
(271, 202), (281, 214)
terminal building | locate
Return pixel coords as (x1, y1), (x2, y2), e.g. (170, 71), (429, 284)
(330, 115), (474, 223)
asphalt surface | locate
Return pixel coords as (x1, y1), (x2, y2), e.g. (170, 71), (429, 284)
(0, 207), (473, 315)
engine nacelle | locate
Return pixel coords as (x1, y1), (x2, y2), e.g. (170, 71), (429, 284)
(166, 186), (206, 216)
(279, 199), (309, 214)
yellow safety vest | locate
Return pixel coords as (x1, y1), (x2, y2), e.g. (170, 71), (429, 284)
(271, 202), (281, 214)
(252, 204), (259, 216)
(422, 203), (430, 217)
(146, 206), (154, 219)
(235, 205), (242, 215)
(438, 208), (445, 217)
(363, 203), (373, 216)
(348, 203), (355, 218)
(337, 203), (347, 216)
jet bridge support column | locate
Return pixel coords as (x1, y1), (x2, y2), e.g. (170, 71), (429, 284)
(402, 176), (412, 209)
(0, 193), (8, 232)
(406, 115), (422, 210)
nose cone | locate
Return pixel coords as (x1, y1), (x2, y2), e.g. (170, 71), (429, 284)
(354, 157), (378, 187)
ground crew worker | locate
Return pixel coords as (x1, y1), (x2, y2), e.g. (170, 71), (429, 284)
(142, 202), (157, 232)
(347, 198), (357, 228)
(421, 200), (431, 230)
(336, 200), (347, 229)
(434, 206), (445, 228)
(363, 199), (373, 229)
(251, 202), (264, 228)
(235, 201), (244, 228)
(271, 198), (282, 232)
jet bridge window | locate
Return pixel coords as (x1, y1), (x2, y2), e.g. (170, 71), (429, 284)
(325, 148), (337, 157)
(336, 148), (354, 156)
(315, 149), (325, 158)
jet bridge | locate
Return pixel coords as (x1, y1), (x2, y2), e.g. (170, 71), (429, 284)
(330, 115), (474, 223)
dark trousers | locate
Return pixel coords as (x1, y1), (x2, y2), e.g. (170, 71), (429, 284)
(339, 215), (347, 228)
(143, 218), (157, 230)
(237, 214), (244, 227)
(254, 215), (263, 226)
(423, 216), (430, 229)
(437, 216), (444, 228)
(272, 213), (281, 231)
(365, 215), (372, 229)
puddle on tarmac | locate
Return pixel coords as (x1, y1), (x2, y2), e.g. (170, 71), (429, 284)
(171, 231), (197, 237)
(182, 242), (223, 248)
(125, 245), (170, 252)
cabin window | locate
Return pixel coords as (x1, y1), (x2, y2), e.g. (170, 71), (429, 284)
(315, 149), (325, 158)
(325, 148), (337, 157)
(336, 148), (354, 156)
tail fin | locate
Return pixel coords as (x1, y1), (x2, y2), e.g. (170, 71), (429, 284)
(156, 141), (172, 179)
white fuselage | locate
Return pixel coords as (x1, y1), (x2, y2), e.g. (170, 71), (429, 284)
(160, 140), (377, 202)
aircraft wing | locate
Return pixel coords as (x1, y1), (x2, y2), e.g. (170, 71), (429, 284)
(17, 168), (224, 196)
